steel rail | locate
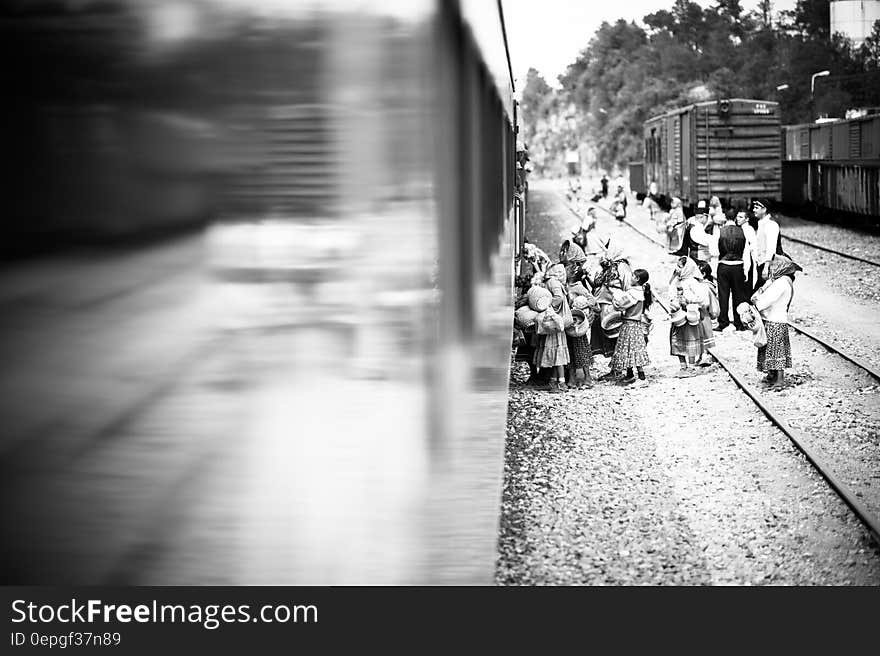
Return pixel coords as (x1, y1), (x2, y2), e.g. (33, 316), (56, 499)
(561, 189), (880, 545)
(655, 290), (880, 546)
(780, 234), (880, 268)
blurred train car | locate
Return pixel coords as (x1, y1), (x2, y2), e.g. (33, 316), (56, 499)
(0, 1), (230, 257)
(1, 0), (518, 585)
(643, 99), (781, 209)
(781, 114), (880, 228)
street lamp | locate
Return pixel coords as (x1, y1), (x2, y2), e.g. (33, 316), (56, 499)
(811, 70), (830, 96)
(776, 83), (789, 91)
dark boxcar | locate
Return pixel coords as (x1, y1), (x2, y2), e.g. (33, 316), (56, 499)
(782, 123), (811, 161)
(629, 161), (645, 196)
(644, 98), (781, 207)
(819, 161), (880, 219)
(810, 123), (833, 160)
(781, 160), (810, 207)
(781, 115), (880, 224)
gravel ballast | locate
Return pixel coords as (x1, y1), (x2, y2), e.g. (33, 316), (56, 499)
(496, 180), (880, 585)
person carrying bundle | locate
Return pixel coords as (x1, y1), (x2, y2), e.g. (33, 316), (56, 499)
(609, 269), (653, 387)
(751, 255), (802, 388)
(668, 256), (715, 377)
(534, 265), (571, 393)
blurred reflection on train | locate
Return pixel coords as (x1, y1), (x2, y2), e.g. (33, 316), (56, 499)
(0, 0), (519, 584)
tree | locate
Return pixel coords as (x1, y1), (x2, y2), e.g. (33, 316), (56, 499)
(859, 19), (880, 70)
(519, 0), (879, 174)
(787, 0), (830, 39)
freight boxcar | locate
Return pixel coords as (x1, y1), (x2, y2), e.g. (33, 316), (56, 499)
(780, 114), (880, 226)
(643, 98), (781, 208)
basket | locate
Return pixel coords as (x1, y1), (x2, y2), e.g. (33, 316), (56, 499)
(600, 307), (623, 339)
(565, 309), (590, 337)
(670, 309), (687, 327)
(685, 303), (700, 326)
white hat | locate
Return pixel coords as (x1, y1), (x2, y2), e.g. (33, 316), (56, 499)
(697, 200), (707, 209)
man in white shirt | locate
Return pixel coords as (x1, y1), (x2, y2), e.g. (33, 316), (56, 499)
(752, 199), (779, 291)
(736, 209), (756, 288)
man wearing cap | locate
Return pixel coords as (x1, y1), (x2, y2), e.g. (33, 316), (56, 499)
(752, 199), (779, 291)
(672, 200), (711, 261)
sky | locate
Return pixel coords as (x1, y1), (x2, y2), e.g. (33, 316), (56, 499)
(503, 0), (799, 90)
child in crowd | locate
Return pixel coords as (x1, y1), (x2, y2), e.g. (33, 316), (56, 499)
(567, 280), (597, 389)
(668, 257), (715, 377)
(696, 260), (719, 366)
(609, 268), (652, 386)
(535, 264), (571, 392)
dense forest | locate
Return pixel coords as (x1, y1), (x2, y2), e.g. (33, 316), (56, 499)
(519, 0), (880, 176)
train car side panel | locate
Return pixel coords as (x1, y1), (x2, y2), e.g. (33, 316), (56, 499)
(861, 115), (880, 160)
(629, 161), (645, 196)
(822, 161), (880, 218)
(811, 124), (832, 160)
(681, 107), (694, 202)
(694, 99), (780, 204)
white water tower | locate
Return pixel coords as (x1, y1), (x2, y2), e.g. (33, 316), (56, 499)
(831, 0), (880, 47)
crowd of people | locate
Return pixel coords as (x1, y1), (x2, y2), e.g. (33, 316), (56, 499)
(650, 194), (803, 386)
(514, 189), (803, 391)
(514, 228), (654, 392)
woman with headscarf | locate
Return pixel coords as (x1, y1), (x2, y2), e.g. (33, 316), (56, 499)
(591, 241), (633, 378)
(751, 254), (802, 388)
(533, 264), (571, 392)
(559, 239), (587, 285)
(668, 256), (715, 377)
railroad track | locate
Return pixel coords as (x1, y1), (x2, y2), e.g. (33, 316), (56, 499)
(562, 191), (880, 545)
(780, 234), (880, 269)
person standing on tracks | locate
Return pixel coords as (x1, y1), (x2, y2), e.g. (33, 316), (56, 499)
(612, 184), (627, 221)
(752, 199), (780, 292)
(664, 197), (685, 252)
(706, 198), (726, 274)
(736, 208), (757, 289)
(672, 200), (710, 261)
(715, 208), (750, 332)
(668, 256), (715, 377)
(751, 255), (802, 388)
(609, 268), (652, 387)
(601, 173), (609, 199)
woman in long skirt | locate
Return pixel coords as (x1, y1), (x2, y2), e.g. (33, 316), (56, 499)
(752, 255), (801, 388)
(668, 257), (715, 377)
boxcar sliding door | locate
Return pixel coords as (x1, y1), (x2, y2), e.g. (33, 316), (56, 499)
(681, 109), (693, 203)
